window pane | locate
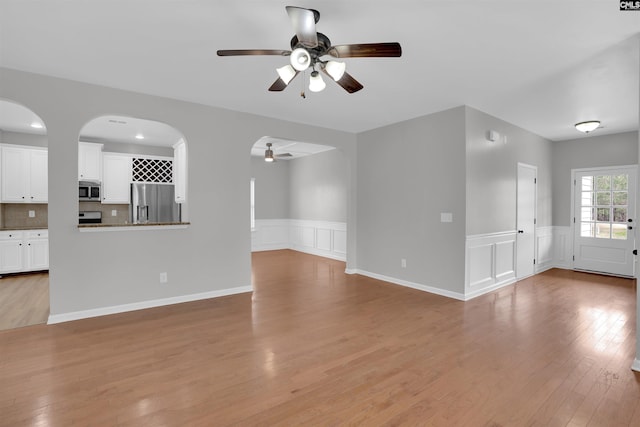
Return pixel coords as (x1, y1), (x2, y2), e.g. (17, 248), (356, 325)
(613, 207), (627, 223)
(581, 207), (594, 221)
(581, 222), (595, 237)
(596, 208), (610, 222)
(581, 192), (594, 206)
(613, 191), (627, 206)
(612, 174), (628, 190)
(582, 176), (594, 191)
(596, 223), (611, 239)
(596, 175), (611, 190)
(596, 192), (611, 206)
(612, 224), (627, 240)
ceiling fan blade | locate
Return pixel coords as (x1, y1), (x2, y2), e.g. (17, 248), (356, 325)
(328, 42), (402, 58)
(217, 49), (291, 56)
(268, 71), (299, 91)
(285, 6), (318, 48)
(275, 153), (293, 158)
(323, 69), (363, 93)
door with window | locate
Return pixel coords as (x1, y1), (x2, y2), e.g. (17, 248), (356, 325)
(573, 166), (637, 277)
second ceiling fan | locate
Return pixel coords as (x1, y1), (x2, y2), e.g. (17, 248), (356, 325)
(217, 6), (402, 94)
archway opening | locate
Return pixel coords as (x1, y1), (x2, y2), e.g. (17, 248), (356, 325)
(0, 99), (49, 330)
(77, 115), (188, 226)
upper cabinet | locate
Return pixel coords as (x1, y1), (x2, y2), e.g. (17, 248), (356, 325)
(102, 153), (131, 204)
(173, 139), (186, 203)
(78, 142), (103, 181)
(1, 145), (48, 203)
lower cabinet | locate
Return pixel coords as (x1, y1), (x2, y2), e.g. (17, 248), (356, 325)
(0, 229), (49, 274)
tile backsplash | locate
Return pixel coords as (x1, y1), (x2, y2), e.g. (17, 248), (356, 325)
(79, 201), (130, 225)
(1, 203), (48, 229)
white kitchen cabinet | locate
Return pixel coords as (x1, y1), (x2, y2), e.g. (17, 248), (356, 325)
(173, 139), (186, 203)
(0, 145), (48, 203)
(25, 230), (49, 271)
(0, 230), (48, 274)
(78, 142), (103, 181)
(0, 231), (25, 274)
(102, 153), (131, 204)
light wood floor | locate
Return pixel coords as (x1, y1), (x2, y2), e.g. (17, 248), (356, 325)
(1, 250), (639, 426)
(0, 272), (49, 331)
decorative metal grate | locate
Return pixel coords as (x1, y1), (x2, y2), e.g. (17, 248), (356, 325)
(132, 158), (173, 183)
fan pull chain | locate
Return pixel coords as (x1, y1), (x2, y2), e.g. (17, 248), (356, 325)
(300, 70), (306, 98)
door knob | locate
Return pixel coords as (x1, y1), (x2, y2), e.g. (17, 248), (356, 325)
(518, 230), (524, 233)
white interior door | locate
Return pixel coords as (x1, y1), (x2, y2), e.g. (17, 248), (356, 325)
(517, 163), (537, 278)
(573, 166), (637, 277)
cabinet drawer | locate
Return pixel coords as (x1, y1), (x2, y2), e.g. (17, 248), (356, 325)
(0, 230), (24, 240)
(25, 230), (48, 239)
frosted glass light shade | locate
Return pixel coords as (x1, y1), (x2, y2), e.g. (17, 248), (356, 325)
(309, 71), (326, 92)
(325, 61), (346, 81)
(264, 148), (274, 162)
(276, 65), (296, 84)
(575, 121), (600, 133)
(290, 48), (311, 71)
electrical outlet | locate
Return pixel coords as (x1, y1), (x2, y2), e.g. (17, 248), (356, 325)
(159, 272), (168, 283)
(28, 210), (35, 218)
(111, 210), (117, 217)
(401, 259), (407, 268)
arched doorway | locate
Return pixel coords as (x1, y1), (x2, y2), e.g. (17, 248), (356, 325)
(0, 99), (49, 330)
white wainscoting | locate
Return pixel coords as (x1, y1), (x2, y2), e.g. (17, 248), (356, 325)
(535, 226), (554, 273)
(465, 231), (517, 299)
(252, 219), (347, 261)
(552, 226), (572, 270)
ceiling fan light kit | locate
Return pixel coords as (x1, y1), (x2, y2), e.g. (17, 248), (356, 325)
(309, 71), (326, 92)
(217, 5), (402, 95)
(324, 60), (346, 81)
(277, 65), (297, 84)
(575, 120), (601, 133)
(264, 144), (275, 162)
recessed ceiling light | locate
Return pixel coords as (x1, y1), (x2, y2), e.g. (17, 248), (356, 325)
(135, 133), (145, 140)
(575, 121), (600, 133)
(30, 122), (43, 129)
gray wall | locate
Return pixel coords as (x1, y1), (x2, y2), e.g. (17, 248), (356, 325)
(465, 106), (553, 235)
(551, 131), (638, 226)
(289, 149), (348, 222)
(357, 106), (467, 293)
(250, 155), (290, 219)
(1, 68), (357, 316)
(0, 130), (48, 147)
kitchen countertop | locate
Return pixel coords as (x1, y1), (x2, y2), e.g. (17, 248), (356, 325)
(78, 222), (190, 228)
(0, 226), (48, 231)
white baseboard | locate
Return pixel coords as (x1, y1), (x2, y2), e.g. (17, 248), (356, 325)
(47, 285), (253, 325)
(351, 269), (466, 301)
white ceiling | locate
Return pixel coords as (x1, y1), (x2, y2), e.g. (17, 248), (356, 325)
(1, 1), (638, 142)
(80, 115), (184, 147)
(0, 100), (46, 134)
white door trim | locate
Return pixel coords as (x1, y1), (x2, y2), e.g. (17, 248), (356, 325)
(570, 164), (638, 278)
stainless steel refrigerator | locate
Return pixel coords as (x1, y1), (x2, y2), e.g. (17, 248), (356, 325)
(130, 183), (181, 224)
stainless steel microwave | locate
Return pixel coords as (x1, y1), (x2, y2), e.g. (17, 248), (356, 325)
(79, 181), (101, 201)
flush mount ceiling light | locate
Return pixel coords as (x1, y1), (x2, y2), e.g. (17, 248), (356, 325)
(217, 6), (401, 95)
(575, 121), (601, 133)
(135, 133), (145, 140)
(30, 122), (43, 129)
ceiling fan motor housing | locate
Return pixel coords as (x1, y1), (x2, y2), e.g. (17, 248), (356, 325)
(290, 33), (332, 65)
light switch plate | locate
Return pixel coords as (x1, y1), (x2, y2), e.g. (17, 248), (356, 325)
(111, 210), (117, 217)
(28, 210), (35, 218)
(440, 212), (453, 223)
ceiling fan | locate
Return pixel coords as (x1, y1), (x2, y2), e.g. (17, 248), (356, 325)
(217, 6), (402, 95)
(264, 142), (293, 162)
